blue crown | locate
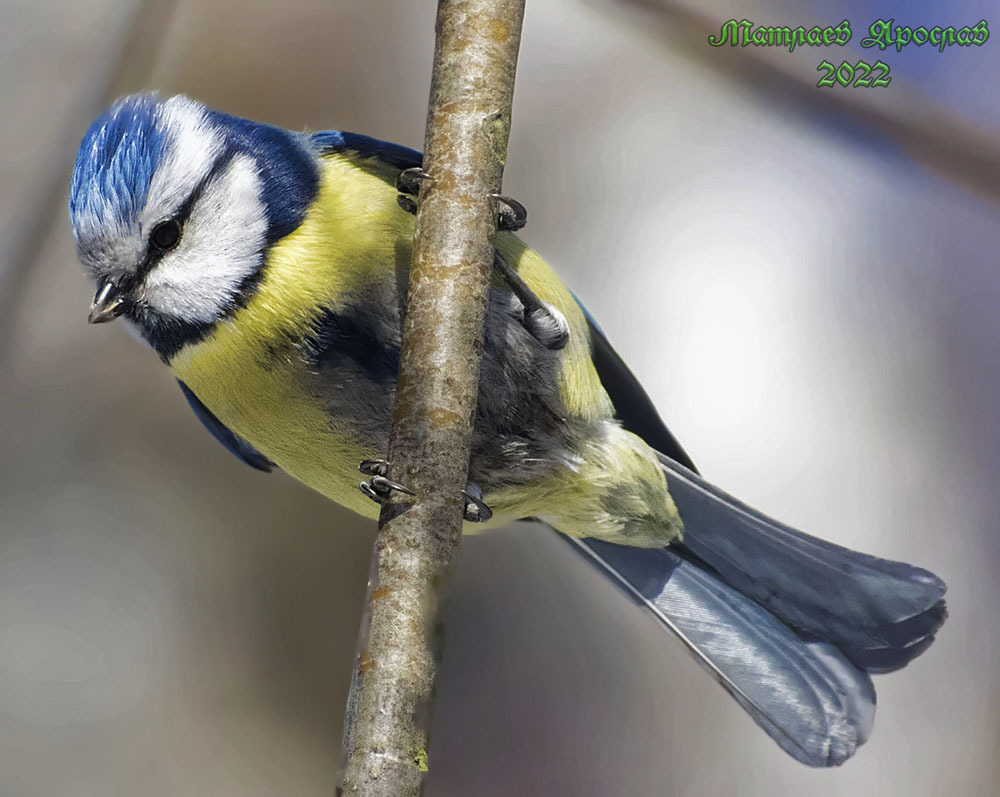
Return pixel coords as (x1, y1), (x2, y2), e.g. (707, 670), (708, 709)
(69, 94), (165, 233)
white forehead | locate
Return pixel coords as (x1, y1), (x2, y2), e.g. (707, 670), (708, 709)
(74, 96), (224, 278)
(144, 96), (223, 224)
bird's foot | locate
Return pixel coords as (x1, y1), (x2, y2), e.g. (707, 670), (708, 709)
(359, 461), (491, 523)
(462, 482), (493, 523)
(359, 459), (415, 506)
(396, 194), (417, 214)
(522, 301), (570, 351)
(396, 167), (432, 215)
(397, 167), (432, 196)
(396, 172), (527, 235)
(494, 252), (570, 350)
(491, 194), (527, 231)
(395, 172), (562, 350)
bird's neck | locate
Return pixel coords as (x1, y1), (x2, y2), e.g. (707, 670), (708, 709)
(135, 116), (325, 362)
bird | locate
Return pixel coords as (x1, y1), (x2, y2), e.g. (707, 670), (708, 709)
(69, 93), (946, 767)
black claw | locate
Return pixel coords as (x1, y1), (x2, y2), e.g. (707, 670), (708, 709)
(360, 480), (387, 505)
(359, 459), (415, 506)
(462, 483), (493, 523)
(396, 168), (432, 216)
(372, 475), (415, 496)
(360, 461), (490, 521)
(396, 167), (432, 196)
(396, 194), (418, 215)
(360, 459), (388, 477)
(492, 252), (570, 350)
(491, 194), (527, 231)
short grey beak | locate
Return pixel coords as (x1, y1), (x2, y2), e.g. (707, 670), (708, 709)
(88, 280), (126, 324)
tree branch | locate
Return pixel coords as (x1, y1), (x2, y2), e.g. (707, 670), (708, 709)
(338, 1), (526, 795)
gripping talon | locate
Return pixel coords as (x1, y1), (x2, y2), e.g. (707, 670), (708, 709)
(493, 252), (570, 350)
(360, 461), (490, 521)
(491, 194), (527, 231)
(360, 459), (388, 477)
(396, 194), (417, 215)
(359, 459), (415, 506)
(396, 167), (432, 196)
(396, 168), (432, 216)
(360, 480), (387, 505)
(462, 483), (493, 523)
(372, 474), (415, 496)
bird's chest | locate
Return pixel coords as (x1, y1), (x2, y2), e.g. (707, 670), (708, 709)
(169, 280), (584, 519)
(168, 315), (386, 518)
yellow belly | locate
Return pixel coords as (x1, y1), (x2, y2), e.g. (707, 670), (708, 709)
(170, 319), (378, 517)
(168, 148), (631, 532)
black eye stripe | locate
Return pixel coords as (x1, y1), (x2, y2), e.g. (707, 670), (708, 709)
(134, 155), (231, 280)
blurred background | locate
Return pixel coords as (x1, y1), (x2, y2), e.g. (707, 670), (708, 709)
(1, 0), (998, 794)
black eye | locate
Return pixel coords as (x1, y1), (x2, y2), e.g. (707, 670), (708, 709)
(150, 218), (182, 251)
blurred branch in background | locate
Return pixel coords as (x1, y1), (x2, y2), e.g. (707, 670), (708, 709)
(0, 0), (178, 365)
(610, 0), (1000, 203)
(338, 1), (526, 795)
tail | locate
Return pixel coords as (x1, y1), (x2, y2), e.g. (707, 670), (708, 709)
(661, 455), (947, 673)
(563, 455), (947, 767)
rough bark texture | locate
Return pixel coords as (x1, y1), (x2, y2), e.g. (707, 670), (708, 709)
(338, 1), (526, 795)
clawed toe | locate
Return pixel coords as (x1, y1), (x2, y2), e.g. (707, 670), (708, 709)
(359, 459), (415, 505)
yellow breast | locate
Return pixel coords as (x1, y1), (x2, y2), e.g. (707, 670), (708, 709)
(168, 149), (612, 522)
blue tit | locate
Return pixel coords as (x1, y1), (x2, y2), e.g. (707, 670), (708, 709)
(69, 94), (946, 767)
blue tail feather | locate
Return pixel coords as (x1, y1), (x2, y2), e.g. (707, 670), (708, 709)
(567, 537), (876, 766)
(659, 455), (947, 673)
(562, 452), (946, 766)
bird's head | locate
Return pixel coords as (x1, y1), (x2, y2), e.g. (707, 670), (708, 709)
(69, 93), (318, 360)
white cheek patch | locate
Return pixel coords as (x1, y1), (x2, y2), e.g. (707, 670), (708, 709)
(142, 154), (268, 322)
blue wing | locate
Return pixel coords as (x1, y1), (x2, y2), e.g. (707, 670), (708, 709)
(310, 131), (422, 179)
(178, 380), (274, 472)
